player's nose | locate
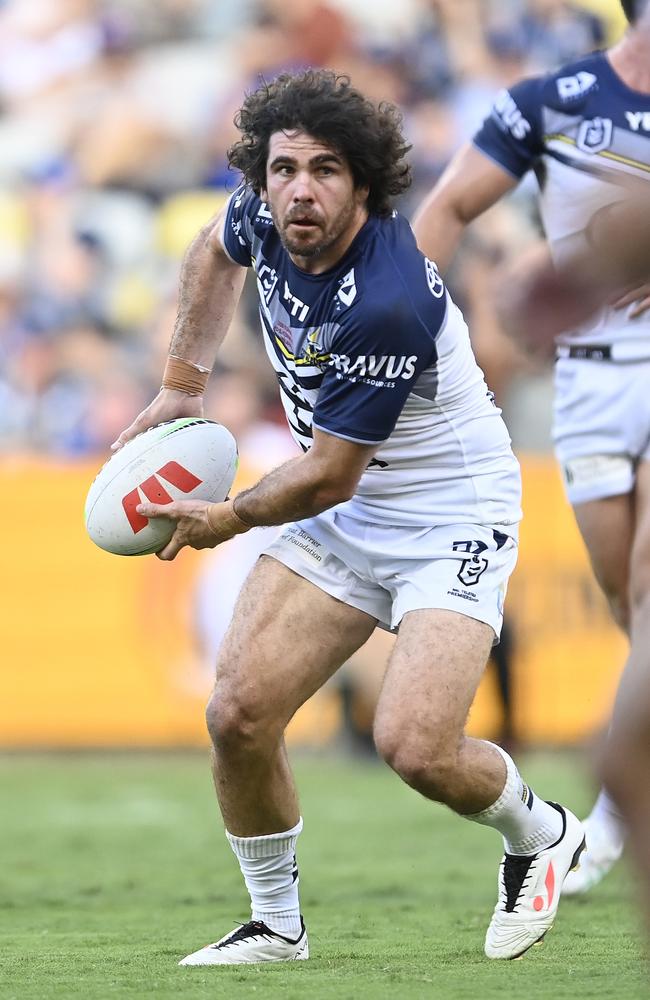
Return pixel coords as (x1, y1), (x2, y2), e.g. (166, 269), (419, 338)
(291, 172), (315, 201)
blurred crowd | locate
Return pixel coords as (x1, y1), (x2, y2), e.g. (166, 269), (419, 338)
(0, 0), (623, 456)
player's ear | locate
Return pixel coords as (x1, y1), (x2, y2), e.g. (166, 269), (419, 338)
(355, 183), (370, 207)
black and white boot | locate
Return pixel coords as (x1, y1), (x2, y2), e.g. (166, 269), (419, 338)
(179, 918), (309, 966)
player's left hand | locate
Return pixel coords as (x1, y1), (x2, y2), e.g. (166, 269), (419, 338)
(137, 499), (250, 561)
(612, 282), (650, 318)
(136, 499), (227, 561)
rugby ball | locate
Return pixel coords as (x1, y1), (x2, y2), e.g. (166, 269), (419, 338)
(84, 418), (238, 556)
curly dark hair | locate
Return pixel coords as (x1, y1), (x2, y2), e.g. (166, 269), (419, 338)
(620, 0), (647, 22)
(228, 70), (412, 217)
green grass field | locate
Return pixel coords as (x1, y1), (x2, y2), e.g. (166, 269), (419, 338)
(0, 751), (646, 999)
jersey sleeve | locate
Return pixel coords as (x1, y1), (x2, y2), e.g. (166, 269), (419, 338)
(313, 301), (440, 446)
(221, 184), (261, 267)
(472, 76), (545, 179)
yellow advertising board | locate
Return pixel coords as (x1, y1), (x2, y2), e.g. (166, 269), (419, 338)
(0, 455), (626, 747)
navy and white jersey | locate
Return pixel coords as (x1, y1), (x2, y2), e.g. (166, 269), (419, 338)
(222, 185), (521, 527)
(474, 51), (650, 356)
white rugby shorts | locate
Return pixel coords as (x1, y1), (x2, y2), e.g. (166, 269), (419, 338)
(264, 508), (518, 640)
(553, 357), (650, 505)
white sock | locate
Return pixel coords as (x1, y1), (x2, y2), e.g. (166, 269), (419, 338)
(466, 744), (563, 855)
(588, 788), (626, 845)
(226, 818), (303, 938)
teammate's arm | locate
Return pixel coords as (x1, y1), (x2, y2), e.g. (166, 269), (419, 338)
(411, 144), (519, 271)
(137, 428), (378, 561)
(111, 203), (246, 449)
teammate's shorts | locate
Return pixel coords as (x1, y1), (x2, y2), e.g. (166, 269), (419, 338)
(553, 357), (650, 505)
(264, 508), (518, 640)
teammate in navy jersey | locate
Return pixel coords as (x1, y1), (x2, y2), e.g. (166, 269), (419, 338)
(414, 0), (650, 898)
(114, 70), (584, 964)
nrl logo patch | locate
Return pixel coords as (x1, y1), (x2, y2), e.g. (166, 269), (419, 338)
(452, 539), (489, 587)
(576, 117), (613, 154)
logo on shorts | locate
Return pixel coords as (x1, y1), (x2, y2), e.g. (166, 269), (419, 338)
(452, 539), (489, 587)
(284, 525), (323, 563)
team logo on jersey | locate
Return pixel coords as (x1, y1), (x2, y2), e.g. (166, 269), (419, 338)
(302, 328), (329, 367)
(425, 258), (445, 299)
(258, 263), (278, 304)
(625, 111), (650, 132)
(337, 268), (357, 308)
(493, 90), (531, 141)
(556, 71), (597, 103)
(452, 539), (489, 587)
(576, 117), (613, 154)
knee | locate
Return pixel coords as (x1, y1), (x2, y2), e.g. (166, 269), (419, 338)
(205, 682), (282, 755)
(373, 722), (459, 801)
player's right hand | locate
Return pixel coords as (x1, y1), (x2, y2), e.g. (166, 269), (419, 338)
(110, 388), (204, 451)
(611, 281), (650, 319)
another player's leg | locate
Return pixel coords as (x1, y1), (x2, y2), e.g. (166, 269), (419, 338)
(562, 490), (634, 894)
(601, 602), (650, 941)
(180, 555), (376, 966)
(601, 459), (650, 928)
(373, 609), (585, 960)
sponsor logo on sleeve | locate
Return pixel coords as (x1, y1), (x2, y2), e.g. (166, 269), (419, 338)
(425, 258), (445, 298)
(328, 353), (418, 388)
(337, 268), (357, 308)
(256, 201), (274, 224)
(556, 71), (597, 102)
(493, 90), (531, 141)
(576, 117), (613, 154)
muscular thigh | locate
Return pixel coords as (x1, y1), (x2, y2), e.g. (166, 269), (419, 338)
(214, 554), (377, 725)
(572, 493), (634, 628)
(374, 608), (494, 747)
